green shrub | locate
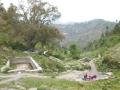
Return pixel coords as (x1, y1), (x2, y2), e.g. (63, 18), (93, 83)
(37, 85), (48, 90)
(103, 55), (120, 69)
(1, 66), (10, 73)
(33, 55), (65, 72)
(65, 60), (90, 71)
(51, 50), (66, 59)
(7, 42), (27, 51)
(69, 44), (81, 59)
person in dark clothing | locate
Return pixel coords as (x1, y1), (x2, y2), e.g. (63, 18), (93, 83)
(84, 73), (87, 80)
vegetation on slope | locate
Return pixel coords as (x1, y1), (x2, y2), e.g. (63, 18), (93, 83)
(85, 20), (120, 71)
(57, 19), (115, 48)
(99, 43), (120, 71)
(21, 77), (120, 90)
(0, 77), (120, 90)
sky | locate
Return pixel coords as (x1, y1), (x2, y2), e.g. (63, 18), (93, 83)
(2, 0), (120, 23)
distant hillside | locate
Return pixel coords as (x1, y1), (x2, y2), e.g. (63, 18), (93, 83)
(56, 19), (116, 48)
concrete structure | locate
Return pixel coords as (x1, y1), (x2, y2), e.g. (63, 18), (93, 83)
(7, 56), (42, 73)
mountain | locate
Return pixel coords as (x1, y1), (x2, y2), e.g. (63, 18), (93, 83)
(56, 19), (116, 48)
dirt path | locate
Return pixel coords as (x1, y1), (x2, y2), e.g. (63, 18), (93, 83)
(89, 60), (98, 75)
(57, 59), (110, 82)
(0, 73), (22, 84)
(0, 73), (48, 84)
(57, 70), (84, 82)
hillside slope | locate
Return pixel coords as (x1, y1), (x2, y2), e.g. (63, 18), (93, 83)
(103, 43), (120, 69)
(56, 19), (115, 48)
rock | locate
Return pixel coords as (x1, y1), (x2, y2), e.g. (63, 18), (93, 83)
(29, 88), (37, 90)
(106, 72), (112, 76)
(80, 57), (91, 62)
(43, 50), (48, 55)
(64, 65), (71, 69)
(15, 84), (26, 90)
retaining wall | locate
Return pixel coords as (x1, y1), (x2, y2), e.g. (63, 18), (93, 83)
(7, 56), (42, 73)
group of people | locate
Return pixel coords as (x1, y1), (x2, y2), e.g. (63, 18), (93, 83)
(83, 73), (97, 80)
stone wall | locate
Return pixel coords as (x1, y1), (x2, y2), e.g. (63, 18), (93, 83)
(7, 56), (42, 73)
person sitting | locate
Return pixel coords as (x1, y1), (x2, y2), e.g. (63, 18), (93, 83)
(83, 73), (87, 80)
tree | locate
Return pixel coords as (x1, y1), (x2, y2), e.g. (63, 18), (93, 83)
(0, 0), (63, 50)
(39, 26), (64, 47)
(112, 21), (120, 34)
(0, 3), (24, 46)
(16, 0), (62, 49)
(69, 44), (80, 59)
(18, 0), (61, 26)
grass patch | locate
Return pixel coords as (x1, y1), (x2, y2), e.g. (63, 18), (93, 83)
(17, 77), (120, 90)
(32, 55), (66, 72)
(19, 77), (83, 90)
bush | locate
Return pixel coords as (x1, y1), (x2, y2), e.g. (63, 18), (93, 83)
(51, 50), (66, 59)
(69, 44), (81, 59)
(8, 42), (27, 51)
(33, 55), (65, 72)
(1, 66), (10, 73)
(102, 52), (120, 69)
(65, 60), (90, 71)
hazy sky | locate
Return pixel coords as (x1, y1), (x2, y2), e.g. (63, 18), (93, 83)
(2, 0), (120, 23)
